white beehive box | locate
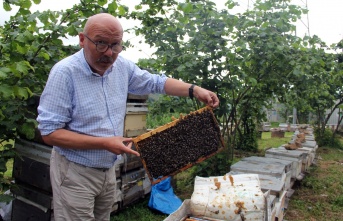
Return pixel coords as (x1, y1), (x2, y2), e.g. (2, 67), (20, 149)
(240, 156), (293, 191)
(277, 146), (311, 173)
(265, 148), (305, 180)
(165, 174), (271, 221)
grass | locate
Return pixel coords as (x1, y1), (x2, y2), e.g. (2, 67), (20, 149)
(258, 131), (293, 151)
(111, 199), (168, 221)
(283, 146), (343, 221)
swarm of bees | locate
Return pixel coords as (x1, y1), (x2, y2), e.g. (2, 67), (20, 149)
(133, 107), (224, 184)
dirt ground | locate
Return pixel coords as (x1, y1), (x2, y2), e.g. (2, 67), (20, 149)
(283, 147), (343, 221)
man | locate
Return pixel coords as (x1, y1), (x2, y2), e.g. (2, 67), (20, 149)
(37, 13), (219, 221)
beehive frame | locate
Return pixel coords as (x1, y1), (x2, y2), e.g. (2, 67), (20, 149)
(132, 106), (225, 184)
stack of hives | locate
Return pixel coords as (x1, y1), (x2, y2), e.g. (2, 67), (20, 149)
(11, 139), (54, 221)
(228, 125), (318, 221)
(114, 94), (152, 210)
(165, 124), (318, 221)
(161, 119), (317, 221)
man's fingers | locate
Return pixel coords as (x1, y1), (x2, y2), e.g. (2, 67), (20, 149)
(126, 148), (140, 157)
(122, 142), (140, 156)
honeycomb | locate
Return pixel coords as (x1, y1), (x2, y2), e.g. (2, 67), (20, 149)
(133, 106), (224, 184)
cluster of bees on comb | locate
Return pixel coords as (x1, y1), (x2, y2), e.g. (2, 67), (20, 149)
(135, 108), (223, 181)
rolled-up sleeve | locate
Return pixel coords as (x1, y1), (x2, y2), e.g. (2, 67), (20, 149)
(37, 64), (73, 136)
(123, 59), (168, 95)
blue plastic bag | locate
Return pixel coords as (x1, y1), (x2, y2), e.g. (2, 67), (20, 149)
(148, 177), (182, 214)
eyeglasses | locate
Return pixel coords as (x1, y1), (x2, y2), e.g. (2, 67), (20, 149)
(84, 34), (123, 53)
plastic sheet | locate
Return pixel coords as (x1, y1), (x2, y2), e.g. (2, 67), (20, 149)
(148, 177), (182, 214)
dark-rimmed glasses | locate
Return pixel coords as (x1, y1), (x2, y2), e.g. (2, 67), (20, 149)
(84, 34), (123, 54)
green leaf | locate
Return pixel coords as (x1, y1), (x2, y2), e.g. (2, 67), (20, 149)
(38, 13), (49, 25)
(225, 1), (236, 9)
(39, 52), (50, 60)
(0, 110), (4, 120)
(118, 5), (127, 16)
(249, 77), (257, 86)
(134, 5), (142, 10)
(277, 45), (284, 51)
(13, 86), (31, 99)
(293, 69), (301, 76)
(181, 3), (193, 13)
(21, 0), (32, 9)
(0, 84), (13, 99)
(33, 0), (41, 4)
(0, 71), (7, 79)
(0, 159), (7, 173)
(16, 44), (27, 54)
(108, 1), (118, 12)
(261, 22), (269, 28)
(0, 67), (11, 79)
(98, 0), (107, 7)
(19, 7), (31, 15)
(20, 121), (37, 140)
(3, 2), (12, 11)
(66, 25), (79, 36)
(16, 62), (29, 75)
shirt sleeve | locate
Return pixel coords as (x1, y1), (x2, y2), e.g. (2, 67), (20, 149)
(37, 64), (73, 136)
(121, 57), (168, 95)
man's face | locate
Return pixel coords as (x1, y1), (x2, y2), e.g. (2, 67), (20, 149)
(80, 26), (123, 75)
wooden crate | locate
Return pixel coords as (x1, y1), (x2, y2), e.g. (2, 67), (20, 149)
(13, 155), (52, 193)
(230, 160), (287, 197)
(241, 156), (294, 190)
(265, 148), (305, 180)
(277, 146), (310, 174)
(124, 113), (147, 132)
(271, 130), (285, 138)
(10, 183), (52, 209)
(120, 143), (143, 172)
(11, 198), (51, 221)
(121, 167), (146, 192)
(127, 94), (148, 103)
(275, 191), (287, 221)
(229, 171), (285, 197)
(124, 102), (148, 134)
(111, 178), (122, 213)
(133, 106), (224, 184)
(121, 167), (146, 207)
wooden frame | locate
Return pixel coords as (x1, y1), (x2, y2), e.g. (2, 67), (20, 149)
(132, 106), (225, 184)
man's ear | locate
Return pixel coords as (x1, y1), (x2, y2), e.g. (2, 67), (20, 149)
(79, 33), (85, 48)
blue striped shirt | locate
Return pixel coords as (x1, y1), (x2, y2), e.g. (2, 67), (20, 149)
(37, 49), (168, 168)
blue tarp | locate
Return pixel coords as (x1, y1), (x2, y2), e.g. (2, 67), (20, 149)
(148, 177), (182, 214)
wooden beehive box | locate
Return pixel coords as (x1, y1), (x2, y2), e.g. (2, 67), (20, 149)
(124, 94), (149, 137)
(132, 106), (225, 184)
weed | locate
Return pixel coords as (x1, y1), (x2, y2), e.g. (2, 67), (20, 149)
(333, 195), (343, 207)
(285, 146), (343, 221)
(111, 197), (167, 221)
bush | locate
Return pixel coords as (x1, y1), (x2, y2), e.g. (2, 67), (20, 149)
(314, 127), (343, 149)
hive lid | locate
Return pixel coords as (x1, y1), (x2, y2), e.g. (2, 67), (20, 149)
(132, 106), (225, 184)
